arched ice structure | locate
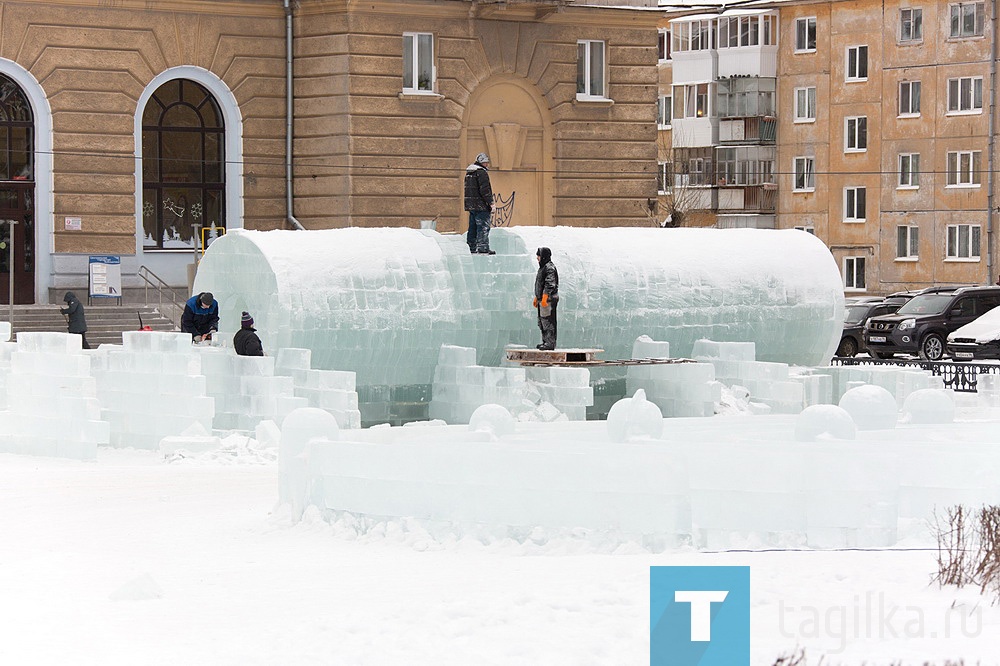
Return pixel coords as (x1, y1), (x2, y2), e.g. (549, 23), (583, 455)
(194, 227), (843, 423)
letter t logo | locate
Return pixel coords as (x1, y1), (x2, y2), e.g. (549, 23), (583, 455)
(674, 590), (729, 641)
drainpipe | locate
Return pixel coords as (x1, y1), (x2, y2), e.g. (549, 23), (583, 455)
(284, 0), (306, 230)
(989, 0), (997, 282)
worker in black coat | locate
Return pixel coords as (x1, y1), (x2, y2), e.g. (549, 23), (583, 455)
(233, 311), (264, 356)
(60, 291), (90, 349)
(533, 247), (559, 350)
(181, 291), (220, 342)
(463, 152), (495, 254)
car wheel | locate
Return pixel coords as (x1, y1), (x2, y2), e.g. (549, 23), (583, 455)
(919, 333), (945, 361)
(836, 337), (858, 357)
(870, 350), (893, 360)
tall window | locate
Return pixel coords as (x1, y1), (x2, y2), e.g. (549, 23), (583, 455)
(672, 20), (713, 52)
(577, 40), (606, 99)
(950, 2), (985, 37)
(795, 17), (816, 51)
(794, 157), (815, 191)
(900, 8), (923, 41)
(794, 87), (816, 122)
(844, 256), (866, 289)
(947, 150), (982, 186)
(142, 79), (225, 250)
(947, 224), (981, 259)
(845, 116), (868, 152)
(846, 45), (869, 81)
(897, 226), (919, 258)
(899, 81), (921, 115)
(899, 153), (920, 188)
(658, 30), (671, 61)
(657, 162), (672, 193)
(0, 75), (34, 293)
(403, 33), (434, 93)
(658, 95), (672, 127)
(717, 15), (771, 48)
(844, 187), (866, 222)
(681, 83), (710, 118)
(947, 77), (983, 112)
(716, 78), (775, 118)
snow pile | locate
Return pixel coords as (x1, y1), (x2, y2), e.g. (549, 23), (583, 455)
(794, 404), (856, 441)
(901, 388), (956, 424)
(838, 384), (898, 430)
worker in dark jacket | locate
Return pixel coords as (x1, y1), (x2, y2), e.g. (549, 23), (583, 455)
(533, 247), (559, 350)
(60, 291), (90, 349)
(181, 291), (219, 342)
(463, 152), (495, 255)
(233, 311), (264, 356)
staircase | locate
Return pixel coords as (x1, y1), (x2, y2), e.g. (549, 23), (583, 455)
(3, 304), (178, 347)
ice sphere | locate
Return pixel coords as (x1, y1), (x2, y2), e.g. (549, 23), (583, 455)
(468, 404), (515, 439)
(838, 385), (898, 431)
(606, 389), (664, 442)
(794, 404), (857, 441)
(900, 389), (955, 424)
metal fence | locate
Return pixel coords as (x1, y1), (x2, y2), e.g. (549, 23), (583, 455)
(831, 357), (1000, 393)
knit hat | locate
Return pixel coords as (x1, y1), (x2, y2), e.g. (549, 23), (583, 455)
(476, 152), (490, 165)
(241, 311), (254, 328)
(200, 292), (214, 307)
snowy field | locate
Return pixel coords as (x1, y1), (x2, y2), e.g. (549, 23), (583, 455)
(2, 446), (998, 665)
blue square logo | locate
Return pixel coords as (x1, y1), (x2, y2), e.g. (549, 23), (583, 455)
(650, 566), (750, 666)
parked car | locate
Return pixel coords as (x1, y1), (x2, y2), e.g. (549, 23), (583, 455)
(863, 286), (1000, 360)
(947, 305), (1000, 360)
(838, 297), (910, 357)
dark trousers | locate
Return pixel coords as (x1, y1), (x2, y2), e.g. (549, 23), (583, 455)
(71, 331), (90, 350)
(467, 210), (491, 252)
(537, 302), (557, 349)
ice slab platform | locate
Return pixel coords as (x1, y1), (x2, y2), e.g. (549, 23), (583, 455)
(506, 347), (697, 367)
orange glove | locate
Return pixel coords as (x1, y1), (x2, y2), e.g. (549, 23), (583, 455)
(533, 297), (538, 307)
(540, 293), (549, 308)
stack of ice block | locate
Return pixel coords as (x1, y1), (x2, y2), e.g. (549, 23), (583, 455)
(522, 366), (593, 421)
(0, 338), (14, 409)
(691, 339), (805, 413)
(825, 363), (943, 406)
(273, 348), (360, 429)
(92, 331), (213, 449)
(0, 320), (10, 342)
(0, 332), (107, 459)
(626, 337), (720, 417)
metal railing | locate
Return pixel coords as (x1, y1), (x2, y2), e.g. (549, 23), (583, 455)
(831, 356), (1000, 393)
(137, 265), (185, 327)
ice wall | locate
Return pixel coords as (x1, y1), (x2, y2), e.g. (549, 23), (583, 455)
(194, 227), (843, 424)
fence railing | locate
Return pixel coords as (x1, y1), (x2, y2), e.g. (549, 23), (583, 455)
(831, 356), (1000, 393)
(137, 265), (185, 327)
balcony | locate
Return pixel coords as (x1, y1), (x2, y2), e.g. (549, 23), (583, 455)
(716, 182), (777, 213)
(719, 116), (776, 144)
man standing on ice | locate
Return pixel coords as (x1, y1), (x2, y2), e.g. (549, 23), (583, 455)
(463, 152), (495, 255)
(533, 247), (559, 350)
(181, 291), (219, 343)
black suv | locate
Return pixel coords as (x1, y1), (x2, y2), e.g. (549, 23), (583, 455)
(863, 286), (1000, 360)
(837, 293), (915, 357)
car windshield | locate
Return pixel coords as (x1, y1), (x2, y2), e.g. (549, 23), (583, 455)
(896, 294), (955, 316)
(844, 305), (870, 324)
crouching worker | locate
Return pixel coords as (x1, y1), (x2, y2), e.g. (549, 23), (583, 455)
(234, 311), (264, 356)
(533, 246), (559, 350)
(181, 291), (219, 342)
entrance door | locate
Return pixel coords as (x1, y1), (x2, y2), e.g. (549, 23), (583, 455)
(0, 183), (34, 304)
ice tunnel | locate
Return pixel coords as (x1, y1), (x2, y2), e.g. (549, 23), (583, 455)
(194, 226), (843, 423)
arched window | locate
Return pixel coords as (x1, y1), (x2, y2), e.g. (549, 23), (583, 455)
(0, 73), (34, 303)
(141, 79), (224, 250)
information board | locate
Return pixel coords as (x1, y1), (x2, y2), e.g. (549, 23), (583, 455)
(89, 255), (122, 299)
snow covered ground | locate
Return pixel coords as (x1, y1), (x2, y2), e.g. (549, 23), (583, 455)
(2, 446), (998, 665)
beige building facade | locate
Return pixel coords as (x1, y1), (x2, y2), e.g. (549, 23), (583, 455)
(662, 0), (1000, 295)
(0, 0), (660, 305)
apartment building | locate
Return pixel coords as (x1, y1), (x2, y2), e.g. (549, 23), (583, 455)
(660, 0), (997, 294)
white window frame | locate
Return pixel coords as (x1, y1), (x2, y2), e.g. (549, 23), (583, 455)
(947, 150), (982, 187)
(946, 224), (982, 260)
(900, 7), (923, 42)
(950, 2), (985, 38)
(846, 45), (869, 82)
(658, 94), (672, 128)
(402, 32), (435, 94)
(845, 116), (868, 152)
(896, 225), (919, 260)
(577, 40), (607, 101)
(898, 80), (921, 116)
(794, 225), (816, 235)
(681, 83), (711, 119)
(898, 153), (920, 189)
(793, 156), (815, 192)
(657, 161), (671, 194)
(947, 76), (983, 114)
(844, 256), (866, 290)
(843, 186), (867, 222)
(794, 87), (816, 123)
(658, 29), (671, 62)
(795, 17), (817, 52)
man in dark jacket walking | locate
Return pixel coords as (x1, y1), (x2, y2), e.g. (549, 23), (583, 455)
(233, 311), (264, 356)
(533, 247), (559, 350)
(60, 291), (89, 349)
(181, 291), (220, 342)
(464, 152), (495, 255)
